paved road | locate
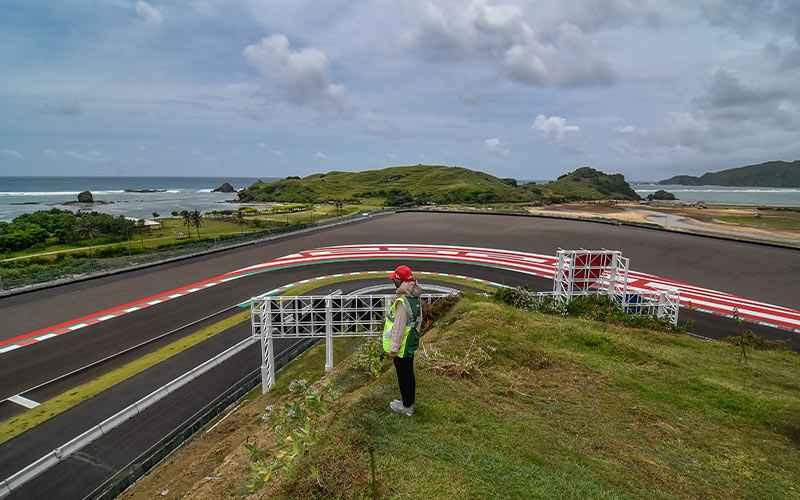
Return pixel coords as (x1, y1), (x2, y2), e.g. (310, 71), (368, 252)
(1, 212), (798, 498)
(3, 212), (799, 343)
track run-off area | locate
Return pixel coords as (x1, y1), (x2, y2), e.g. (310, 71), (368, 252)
(2, 243), (800, 356)
(1, 211), (799, 498)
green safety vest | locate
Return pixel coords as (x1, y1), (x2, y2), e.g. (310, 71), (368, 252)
(383, 295), (422, 358)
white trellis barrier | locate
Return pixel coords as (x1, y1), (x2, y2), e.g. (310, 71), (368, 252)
(251, 294), (452, 393)
(552, 249), (679, 326)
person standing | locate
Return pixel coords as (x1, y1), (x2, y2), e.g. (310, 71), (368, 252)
(383, 265), (423, 417)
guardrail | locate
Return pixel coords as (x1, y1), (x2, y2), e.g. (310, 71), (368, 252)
(0, 337), (258, 498)
(85, 338), (317, 500)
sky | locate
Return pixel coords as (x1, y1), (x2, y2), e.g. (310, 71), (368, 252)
(1, 1), (799, 181)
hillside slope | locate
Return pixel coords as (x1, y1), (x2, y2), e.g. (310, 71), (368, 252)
(659, 160), (800, 187)
(238, 164), (641, 205)
(123, 295), (800, 499)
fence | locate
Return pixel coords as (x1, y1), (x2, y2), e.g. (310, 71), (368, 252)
(251, 294), (452, 393)
(0, 337), (257, 499)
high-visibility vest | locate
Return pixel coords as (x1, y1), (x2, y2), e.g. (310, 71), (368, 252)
(382, 295), (422, 358)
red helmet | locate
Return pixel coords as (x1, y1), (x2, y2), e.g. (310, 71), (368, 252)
(389, 265), (414, 282)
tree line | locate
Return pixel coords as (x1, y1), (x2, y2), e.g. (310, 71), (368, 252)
(0, 209), (137, 253)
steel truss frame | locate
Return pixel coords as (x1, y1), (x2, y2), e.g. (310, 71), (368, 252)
(552, 249), (679, 326)
(252, 294), (451, 393)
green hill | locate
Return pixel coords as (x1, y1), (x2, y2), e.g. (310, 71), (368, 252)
(659, 160), (800, 187)
(133, 293), (800, 498)
(237, 165), (640, 205)
(545, 166), (641, 201)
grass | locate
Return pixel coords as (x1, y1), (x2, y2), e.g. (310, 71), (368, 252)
(246, 295), (800, 499)
(1, 218), (259, 262)
(715, 214), (800, 232)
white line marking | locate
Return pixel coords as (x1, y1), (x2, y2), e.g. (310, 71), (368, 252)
(0, 345), (21, 354)
(203, 283), (216, 288)
(97, 315), (116, 322)
(8, 395), (40, 409)
(168, 294), (183, 299)
(205, 402), (243, 434)
(187, 288), (201, 293)
(147, 300), (163, 306)
(124, 307), (140, 313)
(35, 333), (58, 341)
(68, 323), (88, 331)
(309, 251), (332, 256)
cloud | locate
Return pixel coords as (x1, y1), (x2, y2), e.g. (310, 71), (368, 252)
(1, 149), (24, 160)
(243, 34), (347, 110)
(404, 0), (632, 87)
(314, 151), (328, 159)
(484, 137), (510, 156)
(65, 149), (110, 162)
(135, 1), (163, 26)
(43, 149), (58, 159)
(532, 115), (580, 141)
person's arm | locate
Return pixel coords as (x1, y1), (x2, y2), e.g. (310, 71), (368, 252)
(389, 303), (408, 357)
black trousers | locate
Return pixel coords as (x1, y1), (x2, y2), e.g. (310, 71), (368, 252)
(393, 355), (416, 407)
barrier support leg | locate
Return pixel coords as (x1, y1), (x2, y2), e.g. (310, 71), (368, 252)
(325, 297), (333, 372)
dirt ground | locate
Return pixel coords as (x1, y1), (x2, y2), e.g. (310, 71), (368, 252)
(526, 202), (800, 247)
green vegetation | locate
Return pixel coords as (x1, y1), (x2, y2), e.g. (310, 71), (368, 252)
(659, 160), (800, 187)
(545, 166), (642, 202)
(237, 165), (641, 206)
(715, 213), (800, 231)
(646, 189), (677, 201)
(0, 209), (136, 253)
(226, 294), (799, 499)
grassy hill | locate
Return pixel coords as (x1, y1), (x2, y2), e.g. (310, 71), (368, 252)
(545, 166), (641, 201)
(659, 160), (800, 187)
(237, 165), (641, 205)
(125, 294), (800, 499)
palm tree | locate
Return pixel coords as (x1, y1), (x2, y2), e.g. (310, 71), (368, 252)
(235, 209), (246, 234)
(75, 217), (99, 241)
(180, 210), (192, 238)
(190, 210), (203, 238)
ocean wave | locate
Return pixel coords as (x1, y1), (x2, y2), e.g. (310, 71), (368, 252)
(196, 188), (214, 193)
(0, 190), (126, 196)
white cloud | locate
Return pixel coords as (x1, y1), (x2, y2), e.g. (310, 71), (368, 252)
(42, 148), (58, 159)
(532, 115), (580, 141)
(1, 149), (24, 160)
(406, 0), (617, 87)
(314, 151), (328, 159)
(484, 137), (510, 156)
(243, 34), (347, 110)
(135, 1), (163, 26)
(65, 149), (109, 162)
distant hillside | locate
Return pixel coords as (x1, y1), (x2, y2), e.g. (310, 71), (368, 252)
(659, 160), (800, 187)
(546, 166), (641, 201)
(238, 165), (640, 205)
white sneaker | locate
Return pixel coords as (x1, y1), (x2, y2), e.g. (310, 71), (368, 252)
(389, 400), (414, 416)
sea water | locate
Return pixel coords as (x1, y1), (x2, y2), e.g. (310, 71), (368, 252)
(0, 177), (267, 221)
(633, 184), (800, 207)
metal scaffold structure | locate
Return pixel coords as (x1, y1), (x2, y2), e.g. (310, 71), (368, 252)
(552, 249), (679, 326)
(251, 294), (451, 393)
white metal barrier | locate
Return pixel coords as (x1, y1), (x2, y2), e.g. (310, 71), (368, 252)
(251, 294), (452, 393)
(551, 249), (679, 326)
(0, 337), (257, 499)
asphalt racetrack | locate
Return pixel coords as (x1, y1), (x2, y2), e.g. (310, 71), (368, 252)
(1, 212), (798, 498)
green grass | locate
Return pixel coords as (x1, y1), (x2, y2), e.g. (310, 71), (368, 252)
(262, 295), (800, 499)
(715, 214), (800, 231)
(1, 217), (260, 262)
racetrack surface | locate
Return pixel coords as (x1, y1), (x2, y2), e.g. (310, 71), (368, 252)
(1, 212), (798, 498)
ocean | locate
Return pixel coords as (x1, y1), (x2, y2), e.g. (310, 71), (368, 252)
(632, 184), (800, 207)
(2, 177), (799, 222)
(0, 177), (267, 221)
